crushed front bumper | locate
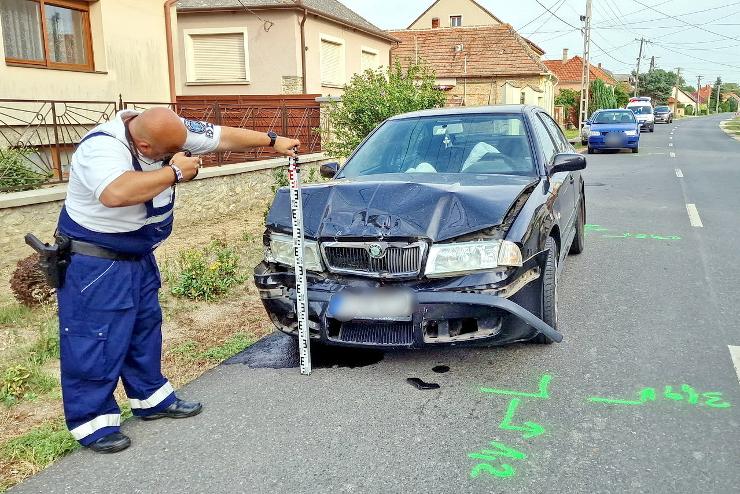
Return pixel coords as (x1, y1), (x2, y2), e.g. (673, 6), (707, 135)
(253, 252), (561, 349)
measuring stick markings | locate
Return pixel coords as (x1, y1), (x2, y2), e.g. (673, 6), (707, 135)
(288, 155), (312, 375)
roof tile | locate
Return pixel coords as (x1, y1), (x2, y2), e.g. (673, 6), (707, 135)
(543, 56), (617, 85)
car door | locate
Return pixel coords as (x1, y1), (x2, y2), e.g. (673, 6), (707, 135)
(531, 112), (577, 259)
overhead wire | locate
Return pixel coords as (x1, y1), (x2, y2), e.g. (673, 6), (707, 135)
(630, 0), (740, 42)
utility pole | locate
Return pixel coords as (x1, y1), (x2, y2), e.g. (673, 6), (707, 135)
(696, 75), (702, 115)
(673, 67), (681, 112)
(633, 37), (647, 97)
(715, 79), (721, 113)
(649, 55), (655, 72)
(578, 0), (592, 129)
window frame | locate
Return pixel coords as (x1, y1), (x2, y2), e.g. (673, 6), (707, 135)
(3, 0), (95, 72)
(538, 112), (570, 152)
(360, 46), (379, 72)
(183, 27), (251, 85)
(450, 15), (462, 27)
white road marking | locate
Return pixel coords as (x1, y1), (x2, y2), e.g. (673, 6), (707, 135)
(686, 204), (703, 227)
(675, 168), (683, 177)
(670, 152), (676, 158)
(729, 346), (740, 385)
(669, 136), (673, 140)
(669, 142), (674, 147)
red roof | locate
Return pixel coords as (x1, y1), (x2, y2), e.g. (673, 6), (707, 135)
(693, 84), (713, 103)
(388, 25), (551, 78)
(543, 56), (616, 85)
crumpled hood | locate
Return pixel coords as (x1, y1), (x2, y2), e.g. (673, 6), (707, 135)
(266, 173), (539, 242)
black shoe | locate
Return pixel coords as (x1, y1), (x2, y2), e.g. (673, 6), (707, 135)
(86, 432), (131, 454)
(141, 398), (203, 421)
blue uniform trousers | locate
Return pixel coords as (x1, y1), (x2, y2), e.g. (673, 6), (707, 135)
(57, 252), (176, 445)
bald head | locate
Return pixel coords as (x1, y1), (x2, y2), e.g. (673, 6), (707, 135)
(128, 107), (187, 161)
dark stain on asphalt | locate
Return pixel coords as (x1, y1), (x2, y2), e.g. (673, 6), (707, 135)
(432, 365), (450, 373)
(225, 332), (384, 369)
(406, 378), (441, 390)
(586, 182), (607, 187)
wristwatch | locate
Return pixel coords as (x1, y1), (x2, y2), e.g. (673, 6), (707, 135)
(167, 163), (183, 184)
(267, 130), (278, 147)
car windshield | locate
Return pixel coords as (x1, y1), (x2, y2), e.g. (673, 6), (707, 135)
(630, 106), (653, 114)
(338, 114), (536, 178)
(655, 106), (669, 112)
(592, 111), (636, 124)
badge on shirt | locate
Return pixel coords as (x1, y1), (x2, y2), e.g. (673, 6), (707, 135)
(184, 119), (214, 139)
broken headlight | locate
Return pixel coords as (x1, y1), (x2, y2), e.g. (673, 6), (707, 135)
(424, 240), (522, 278)
(265, 233), (324, 272)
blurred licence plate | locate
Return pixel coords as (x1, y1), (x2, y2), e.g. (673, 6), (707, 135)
(328, 290), (414, 322)
(606, 133), (623, 144)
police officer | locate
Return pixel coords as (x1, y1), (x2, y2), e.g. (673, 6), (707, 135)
(57, 107), (299, 453)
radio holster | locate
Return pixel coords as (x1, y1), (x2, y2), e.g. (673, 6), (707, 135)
(24, 233), (71, 289)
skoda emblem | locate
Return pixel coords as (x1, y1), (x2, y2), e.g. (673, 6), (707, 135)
(367, 243), (385, 259)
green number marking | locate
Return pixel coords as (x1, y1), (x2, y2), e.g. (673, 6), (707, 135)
(468, 442), (526, 479)
(702, 392), (732, 408)
(663, 384), (699, 403)
(585, 224), (609, 232)
(588, 387), (656, 405)
(470, 463), (516, 479)
(480, 374), (552, 399)
(602, 232), (682, 241)
(498, 398), (546, 439)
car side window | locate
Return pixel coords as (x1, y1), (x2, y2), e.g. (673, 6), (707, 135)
(539, 113), (569, 151)
(530, 114), (558, 164)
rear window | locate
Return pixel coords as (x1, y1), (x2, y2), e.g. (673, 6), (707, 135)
(592, 111), (636, 124)
(629, 105), (653, 115)
(655, 106), (670, 112)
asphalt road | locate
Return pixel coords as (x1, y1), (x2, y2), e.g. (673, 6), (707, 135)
(12, 114), (740, 494)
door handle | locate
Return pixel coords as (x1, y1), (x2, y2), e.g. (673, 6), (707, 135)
(569, 175), (574, 184)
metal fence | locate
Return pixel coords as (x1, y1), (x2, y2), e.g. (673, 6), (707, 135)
(0, 98), (323, 192)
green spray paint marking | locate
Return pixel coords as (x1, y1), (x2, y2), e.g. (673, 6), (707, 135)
(480, 374), (552, 399)
(498, 398), (545, 439)
(588, 385), (731, 408)
(468, 441), (527, 479)
(584, 224), (681, 241)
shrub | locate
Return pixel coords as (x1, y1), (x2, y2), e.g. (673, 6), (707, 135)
(684, 104), (695, 115)
(165, 240), (245, 301)
(0, 147), (51, 192)
(10, 254), (55, 308)
(0, 364), (57, 406)
(322, 60), (446, 158)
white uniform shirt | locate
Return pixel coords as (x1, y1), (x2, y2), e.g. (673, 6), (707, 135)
(64, 110), (222, 233)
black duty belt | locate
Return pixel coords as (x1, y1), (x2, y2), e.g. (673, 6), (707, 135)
(69, 240), (144, 261)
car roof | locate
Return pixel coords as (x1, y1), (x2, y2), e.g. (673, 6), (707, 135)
(595, 109), (632, 112)
(387, 105), (536, 120)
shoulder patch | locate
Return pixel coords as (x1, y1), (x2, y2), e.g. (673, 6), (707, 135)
(184, 119), (207, 134)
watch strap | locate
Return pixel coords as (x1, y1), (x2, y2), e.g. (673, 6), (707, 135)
(268, 131), (277, 147)
(167, 163), (183, 184)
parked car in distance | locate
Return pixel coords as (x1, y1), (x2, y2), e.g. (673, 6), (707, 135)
(654, 105), (673, 123)
(255, 105), (586, 349)
(587, 109), (640, 154)
(627, 97), (655, 132)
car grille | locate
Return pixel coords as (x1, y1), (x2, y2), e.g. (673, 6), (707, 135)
(322, 242), (425, 278)
(336, 321), (414, 346)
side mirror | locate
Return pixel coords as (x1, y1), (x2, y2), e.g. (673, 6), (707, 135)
(548, 153), (586, 175)
(320, 162), (339, 179)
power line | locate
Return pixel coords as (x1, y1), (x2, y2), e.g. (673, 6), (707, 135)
(630, 0), (740, 42)
(534, 0), (580, 30)
(593, 1), (733, 27)
(518, 0), (565, 31)
(528, 0), (569, 37)
(651, 41), (740, 70)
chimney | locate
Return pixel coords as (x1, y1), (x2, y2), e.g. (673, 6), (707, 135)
(562, 48), (568, 62)
(432, 17), (440, 28)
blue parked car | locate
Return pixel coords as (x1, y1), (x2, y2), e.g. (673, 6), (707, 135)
(587, 109), (640, 154)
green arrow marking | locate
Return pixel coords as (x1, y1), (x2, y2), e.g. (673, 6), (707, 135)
(498, 398), (545, 439)
(480, 374), (552, 399)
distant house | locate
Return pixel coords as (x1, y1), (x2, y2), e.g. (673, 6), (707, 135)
(407, 0), (503, 29)
(388, 25), (556, 112)
(669, 86), (696, 114)
(544, 49), (617, 93)
(692, 84), (713, 108)
(175, 0), (396, 97)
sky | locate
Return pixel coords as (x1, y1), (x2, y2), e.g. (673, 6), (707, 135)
(339, 0), (740, 84)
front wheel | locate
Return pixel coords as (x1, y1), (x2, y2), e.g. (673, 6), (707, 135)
(649, 125), (655, 132)
(587, 147), (594, 154)
(569, 196), (585, 255)
(531, 237), (558, 344)
(632, 146), (639, 154)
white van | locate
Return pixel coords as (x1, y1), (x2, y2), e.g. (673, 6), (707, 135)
(627, 97), (655, 132)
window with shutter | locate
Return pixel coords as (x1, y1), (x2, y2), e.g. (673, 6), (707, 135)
(184, 29), (249, 83)
(320, 36), (344, 87)
(361, 49), (378, 72)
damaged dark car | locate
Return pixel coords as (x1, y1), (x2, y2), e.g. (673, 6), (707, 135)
(254, 105), (586, 349)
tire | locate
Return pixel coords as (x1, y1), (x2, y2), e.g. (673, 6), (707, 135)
(632, 146), (639, 154)
(587, 147), (594, 154)
(581, 139), (588, 145)
(531, 237), (558, 344)
(649, 124), (654, 132)
(569, 196), (585, 255)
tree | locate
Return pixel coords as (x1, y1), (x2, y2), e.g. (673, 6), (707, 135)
(589, 79), (617, 114)
(635, 68), (676, 102)
(322, 60), (446, 158)
(554, 88), (579, 121)
(614, 82), (631, 108)
(709, 77), (722, 113)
